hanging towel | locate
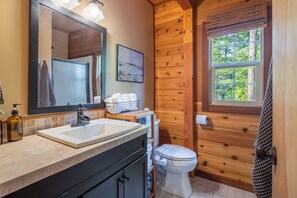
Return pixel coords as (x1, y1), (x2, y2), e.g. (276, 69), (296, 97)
(39, 61), (56, 106)
(252, 59), (273, 198)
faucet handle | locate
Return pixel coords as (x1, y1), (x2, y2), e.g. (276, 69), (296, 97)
(78, 104), (87, 110)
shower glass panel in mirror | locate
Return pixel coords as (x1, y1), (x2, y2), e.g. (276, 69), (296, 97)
(38, 5), (102, 107)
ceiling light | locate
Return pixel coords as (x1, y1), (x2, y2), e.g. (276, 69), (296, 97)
(50, 0), (81, 10)
(82, 0), (105, 22)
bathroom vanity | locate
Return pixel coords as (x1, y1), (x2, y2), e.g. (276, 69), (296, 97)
(0, 126), (147, 198)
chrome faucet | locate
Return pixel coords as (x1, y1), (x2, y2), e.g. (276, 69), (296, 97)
(71, 104), (91, 127)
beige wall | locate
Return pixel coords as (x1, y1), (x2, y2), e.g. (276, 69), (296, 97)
(52, 29), (69, 59)
(39, 6), (52, 71)
(0, 0), (154, 120)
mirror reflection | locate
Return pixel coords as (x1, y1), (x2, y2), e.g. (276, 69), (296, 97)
(38, 5), (102, 107)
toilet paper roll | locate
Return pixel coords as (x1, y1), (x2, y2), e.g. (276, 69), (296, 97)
(196, 114), (208, 125)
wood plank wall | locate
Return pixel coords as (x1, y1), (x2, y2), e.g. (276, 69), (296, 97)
(68, 28), (101, 59)
(153, 0), (272, 192)
(195, 0), (271, 192)
(155, 1), (186, 147)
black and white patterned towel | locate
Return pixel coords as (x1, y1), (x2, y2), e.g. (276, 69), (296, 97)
(252, 59), (273, 198)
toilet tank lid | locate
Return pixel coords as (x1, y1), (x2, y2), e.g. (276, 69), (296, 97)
(157, 144), (197, 161)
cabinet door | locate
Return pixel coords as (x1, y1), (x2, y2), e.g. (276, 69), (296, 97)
(124, 155), (147, 198)
(82, 171), (124, 198)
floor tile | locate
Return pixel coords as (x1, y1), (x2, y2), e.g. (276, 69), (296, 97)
(156, 176), (256, 198)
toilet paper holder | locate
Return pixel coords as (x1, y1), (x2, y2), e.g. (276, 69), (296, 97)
(196, 114), (208, 125)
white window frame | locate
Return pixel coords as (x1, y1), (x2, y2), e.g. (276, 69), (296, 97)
(209, 29), (264, 107)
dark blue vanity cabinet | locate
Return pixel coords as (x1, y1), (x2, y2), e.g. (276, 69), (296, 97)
(5, 134), (147, 198)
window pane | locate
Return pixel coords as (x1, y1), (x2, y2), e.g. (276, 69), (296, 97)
(256, 44), (261, 61)
(235, 66), (255, 84)
(211, 29), (262, 65)
(215, 67), (234, 84)
(215, 84), (234, 101)
(212, 46), (234, 64)
(212, 34), (234, 47)
(214, 66), (257, 102)
(235, 43), (249, 62)
(256, 29), (261, 42)
(235, 31), (250, 43)
(235, 83), (248, 101)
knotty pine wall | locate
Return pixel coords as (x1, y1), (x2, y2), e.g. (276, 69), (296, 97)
(154, 0), (272, 192)
(195, 0), (271, 192)
(155, 1), (186, 146)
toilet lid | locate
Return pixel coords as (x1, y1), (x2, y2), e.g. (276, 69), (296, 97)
(157, 144), (197, 161)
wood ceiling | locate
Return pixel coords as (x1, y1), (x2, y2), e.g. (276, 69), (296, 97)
(52, 10), (88, 33)
(149, 0), (195, 9)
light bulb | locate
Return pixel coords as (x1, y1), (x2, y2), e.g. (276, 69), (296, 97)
(62, 0), (70, 3)
(90, 9), (98, 18)
(82, 2), (105, 22)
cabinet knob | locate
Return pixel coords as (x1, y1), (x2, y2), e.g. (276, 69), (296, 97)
(255, 146), (277, 165)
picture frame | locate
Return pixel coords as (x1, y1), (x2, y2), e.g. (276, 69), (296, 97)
(117, 44), (144, 83)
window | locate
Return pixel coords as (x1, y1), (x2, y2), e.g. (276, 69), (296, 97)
(209, 29), (263, 107)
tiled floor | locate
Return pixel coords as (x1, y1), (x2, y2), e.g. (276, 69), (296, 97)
(156, 176), (257, 198)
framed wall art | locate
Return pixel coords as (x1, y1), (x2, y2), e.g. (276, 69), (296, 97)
(117, 44), (144, 83)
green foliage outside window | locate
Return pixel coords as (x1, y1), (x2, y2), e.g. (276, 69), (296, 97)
(211, 29), (261, 102)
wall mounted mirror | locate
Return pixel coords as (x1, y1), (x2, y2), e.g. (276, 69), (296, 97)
(29, 0), (106, 114)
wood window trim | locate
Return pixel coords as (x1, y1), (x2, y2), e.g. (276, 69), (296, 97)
(202, 6), (272, 115)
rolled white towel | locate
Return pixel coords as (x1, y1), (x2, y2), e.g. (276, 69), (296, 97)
(129, 93), (137, 101)
(112, 93), (122, 98)
(104, 96), (114, 103)
(129, 93), (138, 110)
(121, 93), (131, 111)
(122, 93), (131, 101)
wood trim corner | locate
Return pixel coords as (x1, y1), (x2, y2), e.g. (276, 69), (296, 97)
(176, 0), (194, 10)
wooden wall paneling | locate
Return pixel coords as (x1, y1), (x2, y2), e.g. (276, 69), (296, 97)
(193, 0), (273, 191)
(155, 90), (184, 101)
(155, 1), (186, 147)
(159, 133), (185, 146)
(68, 28), (101, 59)
(155, 6), (183, 25)
(156, 111), (184, 125)
(183, 8), (194, 151)
(155, 66), (184, 78)
(197, 152), (253, 178)
(155, 100), (185, 112)
(159, 122), (185, 136)
(196, 139), (255, 163)
(155, 54), (184, 68)
(155, 78), (184, 90)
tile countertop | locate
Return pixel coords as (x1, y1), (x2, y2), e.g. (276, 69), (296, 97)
(0, 126), (148, 197)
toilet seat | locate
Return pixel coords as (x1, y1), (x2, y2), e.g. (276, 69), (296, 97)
(157, 144), (197, 161)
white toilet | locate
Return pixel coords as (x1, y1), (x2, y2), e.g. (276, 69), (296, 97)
(149, 119), (197, 197)
(156, 144), (198, 198)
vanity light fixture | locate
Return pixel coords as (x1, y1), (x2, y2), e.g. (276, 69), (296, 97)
(82, 0), (105, 22)
(50, 0), (81, 10)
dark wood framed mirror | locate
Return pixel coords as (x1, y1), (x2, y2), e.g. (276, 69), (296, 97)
(29, 0), (106, 114)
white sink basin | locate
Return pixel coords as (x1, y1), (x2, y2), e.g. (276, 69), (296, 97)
(37, 118), (141, 148)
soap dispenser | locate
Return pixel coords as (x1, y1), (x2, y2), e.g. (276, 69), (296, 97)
(7, 104), (23, 142)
